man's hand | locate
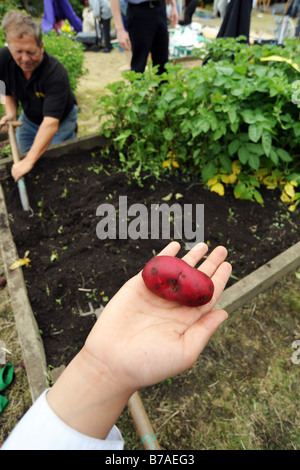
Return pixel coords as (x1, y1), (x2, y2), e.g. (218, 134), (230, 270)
(117, 28), (131, 51)
(11, 157), (34, 182)
(0, 114), (17, 134)
(169, 0), (179, 28)
(10, 116), (60, 181)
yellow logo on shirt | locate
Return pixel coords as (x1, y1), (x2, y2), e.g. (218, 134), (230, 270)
(36, 91), (45, 98)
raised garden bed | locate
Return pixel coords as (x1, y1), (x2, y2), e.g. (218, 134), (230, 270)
(1, 137), (300, 372)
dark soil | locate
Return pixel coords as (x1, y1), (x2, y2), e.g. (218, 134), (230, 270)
(2, 148), (300, 367)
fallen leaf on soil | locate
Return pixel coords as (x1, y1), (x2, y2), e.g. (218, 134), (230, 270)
(9, 251), (31, 270)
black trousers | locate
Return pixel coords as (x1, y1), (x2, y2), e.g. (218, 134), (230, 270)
(100, 18), (111, 49)
(179, 0), (200, 25)
(126, 1), (169, 74)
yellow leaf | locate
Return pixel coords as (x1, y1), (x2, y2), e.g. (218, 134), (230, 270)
(288, 204), (296, 212)
(9, 256), (31, 270)
(255, 168), (269, 178)
(232, 160), (241, 175)
(227, 173), (238, 184)
(263, 176), (277, 187)
(206, 175), (219, 187)
(210, 182), (225, 196)
(284, 183), (295, 199)
(220, 174), (229, 184)
(260, 55), (300, 72)
(280, 192), (291, 203)
(161, 192), (173, 201)
(172, 160), (180, 168)
(175, 193), (184, 199)
(221, 173), (237, 184)
(162, 160), (171, 168)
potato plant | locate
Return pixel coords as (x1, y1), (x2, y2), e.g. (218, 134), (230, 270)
(98, 37), (300, 208)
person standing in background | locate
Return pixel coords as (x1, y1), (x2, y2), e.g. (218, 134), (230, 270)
(88, 0), (113, 52)
(110, 0), (178, 74)
(213, 0), (228, 18)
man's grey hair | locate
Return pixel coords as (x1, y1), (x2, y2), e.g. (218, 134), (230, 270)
(2, 10), (43, 47)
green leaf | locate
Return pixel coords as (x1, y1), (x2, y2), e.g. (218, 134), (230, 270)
(114, 129), (132, 141)
(269, 148), (279, 165)
(248, 153), (260, 170)
(230, 121), (239, 134)
(277, 148), (293, 162)
(213, 128), (224, 140)
(238, 147), (248, 164)
(215, 66), (234, 76)
(228, 108), (237, 125)
(201, 162), (216, 182)
(228, 139), (240, 156)
(155, 109), (165, 120)
(214, 76), (227, 86)
(232, 87), (244, 97)
(241, 109), (256, 124)
(198, 120), (210, 133)
(253, 189), (264, 204)
(262, 130), (272, 156)
(234, 182), (252, 200)
(163, 128), (174, 141)
(219, 154), (233, 173)
(248, 124), (262, 143)
(293, 122), (300, 137)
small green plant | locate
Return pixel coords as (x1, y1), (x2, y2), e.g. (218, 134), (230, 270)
(60, 188), (68, 199)
(50, 250), (59, 262)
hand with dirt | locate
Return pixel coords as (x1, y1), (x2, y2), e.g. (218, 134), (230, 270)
(47, 241), (231, 440)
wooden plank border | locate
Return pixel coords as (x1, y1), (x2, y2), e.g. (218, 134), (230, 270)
(0, 185), (48, 401)
(216, 240), (300, 313)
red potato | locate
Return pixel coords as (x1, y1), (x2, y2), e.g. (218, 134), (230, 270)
(142, 255), (214, 307)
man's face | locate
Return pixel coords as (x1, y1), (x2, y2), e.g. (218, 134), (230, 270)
(8, 34), (44, 76)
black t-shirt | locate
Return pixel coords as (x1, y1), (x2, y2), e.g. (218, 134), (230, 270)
(0, 47), (76, 125)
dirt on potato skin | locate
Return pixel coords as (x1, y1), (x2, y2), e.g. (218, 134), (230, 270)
(3, 148), (299, 368)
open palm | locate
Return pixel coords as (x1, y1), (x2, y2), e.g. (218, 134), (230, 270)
(85, 242), (232, 392)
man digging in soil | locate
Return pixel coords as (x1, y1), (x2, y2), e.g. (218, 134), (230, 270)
(0, 10), (78, 183)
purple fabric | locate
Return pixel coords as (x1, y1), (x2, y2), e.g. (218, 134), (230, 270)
(42, 0), (82, 33)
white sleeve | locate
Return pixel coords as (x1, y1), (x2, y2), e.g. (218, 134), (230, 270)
(1, 390), (124, 450)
